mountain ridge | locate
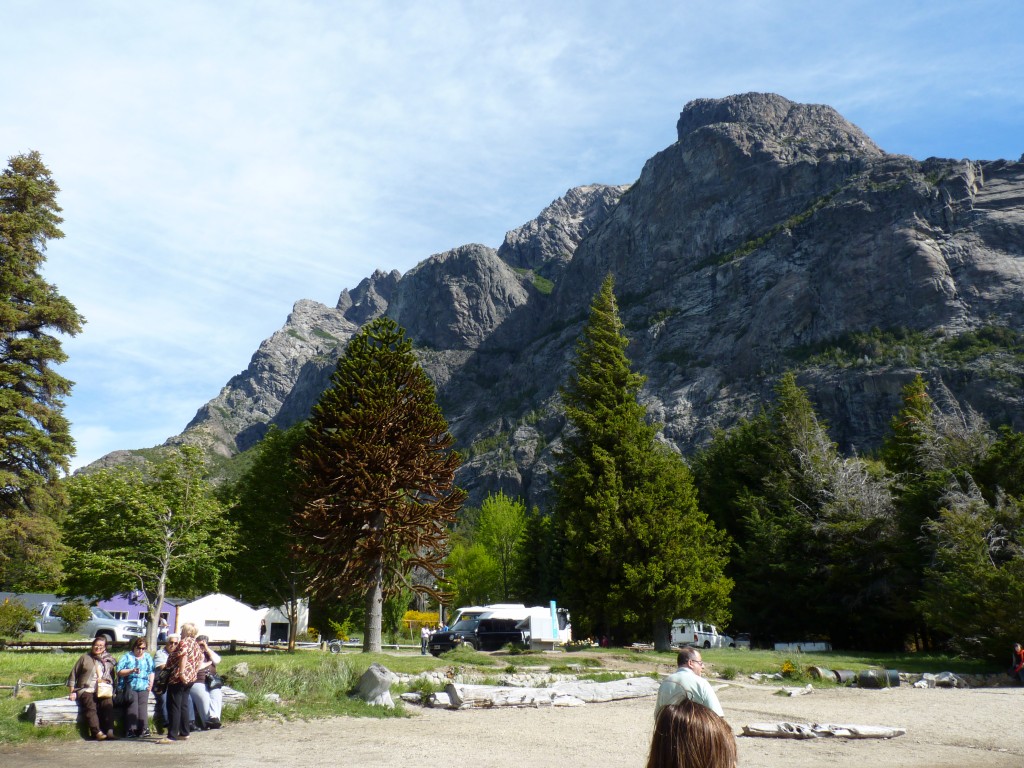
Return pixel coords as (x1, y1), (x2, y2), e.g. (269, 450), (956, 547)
(97, 92), (1024, 507)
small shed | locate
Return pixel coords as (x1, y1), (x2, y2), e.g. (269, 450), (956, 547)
(175, 593), (268, 643)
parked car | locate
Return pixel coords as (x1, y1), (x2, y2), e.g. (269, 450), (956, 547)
(429, 614), (529, 655)
(34, 602), (145, 644)
(670, 618), (735, 649)
(731, 632), (751, 649)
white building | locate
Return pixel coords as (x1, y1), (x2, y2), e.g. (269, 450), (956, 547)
(173, 593), (308, 643)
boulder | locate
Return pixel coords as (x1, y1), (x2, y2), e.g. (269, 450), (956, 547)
(356, 663), (397, 708)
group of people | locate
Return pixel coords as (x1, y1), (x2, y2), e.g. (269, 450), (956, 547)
(66, 622), (730, 761)
(67, 622), (224, 742)
(649, 647), (736, 768)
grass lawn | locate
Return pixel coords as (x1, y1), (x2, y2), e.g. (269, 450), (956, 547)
(0, 643), (1003, 745)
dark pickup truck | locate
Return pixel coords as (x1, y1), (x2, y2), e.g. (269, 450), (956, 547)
(429, 616), (528, 656)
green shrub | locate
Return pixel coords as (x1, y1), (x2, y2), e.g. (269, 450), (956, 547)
(53, 601), (93, 634)
(404, 676), (443, 698)
(0, 599), (36, 640)
(719, 666), (738, 681)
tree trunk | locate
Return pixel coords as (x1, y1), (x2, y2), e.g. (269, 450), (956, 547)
(653, 618), (672, 651)
(364, 560), (384, 653)
(146, 576), (168, 650)
(287, 577), (298, 652)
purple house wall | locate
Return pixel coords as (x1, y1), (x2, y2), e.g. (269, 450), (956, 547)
(97, 592), (182, 630)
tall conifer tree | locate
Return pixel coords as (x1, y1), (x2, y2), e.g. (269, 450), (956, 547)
(293, 317), (465, 652)
(554, 275), (730, 646)
(0, 151), (84, 589)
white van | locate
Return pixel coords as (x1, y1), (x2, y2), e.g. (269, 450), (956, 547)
(671, 618), (734, 649)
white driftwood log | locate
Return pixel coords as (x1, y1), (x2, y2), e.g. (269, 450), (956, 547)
(24, 685), (247, 727)
(445, 683), (584, 709)
(550, 676), (660, 702)
(742, 722), (907, 739)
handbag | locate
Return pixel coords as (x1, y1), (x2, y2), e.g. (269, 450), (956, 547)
(95, 680), (114, 699)
(113, 683), (131, 707)
(152, 666), (173, 695)
(206, 671), (223, 690)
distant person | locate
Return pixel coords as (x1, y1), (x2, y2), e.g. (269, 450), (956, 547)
(116, 637), (155, 737)
(646, 699), (737, 768)
(67, 636), (117, 741)
(1012, 643), (1024, 683)
(420, 624), (431, 655)
(157, 616), (169, 644)
(656, 648), (724, 717)
(260, 619), (268, 650)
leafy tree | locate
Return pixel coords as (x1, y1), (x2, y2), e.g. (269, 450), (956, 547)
(554, 275), (731, 647)
(917, 486), (1024, 660)
(879, 375), (996, 648)
(446, 540), (500, 608)
(293, 316), (465, 653)
(0, 151), (84, 589)
(222, 424), (309, 650)
(62, 446), (234, 649)
(695, 373), (900, 648)
(474, 491), (527, 600)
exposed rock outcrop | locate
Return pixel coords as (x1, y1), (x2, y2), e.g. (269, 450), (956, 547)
(98, 93), (1024, 510)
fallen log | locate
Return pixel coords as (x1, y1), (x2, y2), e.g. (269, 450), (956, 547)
(443, 676), (660, 709)
(550, 676), (660, 702)
(24, 685), (247, 727)
(742, 722), (907, 739)
(444, 683), (584, 709)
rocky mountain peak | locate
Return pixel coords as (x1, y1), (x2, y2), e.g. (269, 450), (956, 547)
(677, 92), (883, 159)
(336, 268), (401, 325)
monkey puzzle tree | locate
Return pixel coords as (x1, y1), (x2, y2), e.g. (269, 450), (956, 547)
(293, 317), (465, 653)
(0, 151), (84, 590)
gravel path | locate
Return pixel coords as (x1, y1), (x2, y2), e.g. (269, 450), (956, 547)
(4, 680), (1023, 767)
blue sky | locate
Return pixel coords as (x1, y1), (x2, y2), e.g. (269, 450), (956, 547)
(2, 1), (1022, 470)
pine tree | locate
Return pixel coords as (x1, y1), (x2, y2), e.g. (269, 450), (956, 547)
(0, 151), (84, 590)
(293, 317), (465, 652)
(554, 275), (730, 646)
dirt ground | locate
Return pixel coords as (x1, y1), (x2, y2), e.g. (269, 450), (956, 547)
(4, 679), (1023, 768)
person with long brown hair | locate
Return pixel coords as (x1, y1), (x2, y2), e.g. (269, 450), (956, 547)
(647, 698), (738, 768)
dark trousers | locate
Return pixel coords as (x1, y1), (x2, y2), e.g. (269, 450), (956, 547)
(167, 682), (194, 738)
(77, 691), (115, 737)
(125, 688), (150, 735)
(154, 688), (167, 730)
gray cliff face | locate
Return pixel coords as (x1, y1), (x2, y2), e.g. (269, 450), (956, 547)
(110, 92), (1024, 509)
(390, 244), (531, 350)
(498, 184), (629, 279)
(177, 299), (357, 455)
